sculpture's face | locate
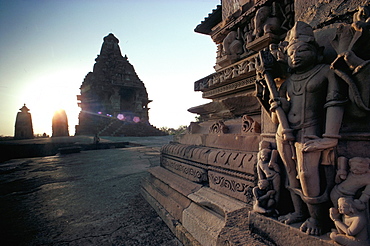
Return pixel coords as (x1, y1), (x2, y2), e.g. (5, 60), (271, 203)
(258, 180), (269, 189)
(287, 42), (317, 70)
(260, 149), (271, 161)
(349, 160), (369, 174)
(338, 201), (351, 215)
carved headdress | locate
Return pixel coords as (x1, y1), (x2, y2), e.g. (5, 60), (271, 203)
(285, 21), (319, 49)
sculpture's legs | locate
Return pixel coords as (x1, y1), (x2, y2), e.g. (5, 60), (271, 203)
(276, 134), (306, 224)
(295, 142), (334, 235)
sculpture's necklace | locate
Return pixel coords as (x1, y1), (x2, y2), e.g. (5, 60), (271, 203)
(289, 65), (324, 96)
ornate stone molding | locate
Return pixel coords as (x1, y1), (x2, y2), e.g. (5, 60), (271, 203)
(208, 171), (254, 204)
(202, 76), (256, 99)
(209, 120), (229, 134)
(242, 115), (261, 133)
(194, 55), (257, 93)
(161, 157), (208, 183)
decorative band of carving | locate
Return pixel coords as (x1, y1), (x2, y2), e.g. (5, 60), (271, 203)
(161, 157), (207, 182)
(162, 155), (207, 170)
(208, 172), (252, 196)
(194, 54), (258, 92)
(208, 165), (254, 182)
(202, 76), (256, 98)
(161, 143), (211, 163)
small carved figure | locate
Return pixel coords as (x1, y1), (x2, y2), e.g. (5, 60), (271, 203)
(256, 142), (280, 205)
(329, 197), (370, 246)
(253, 179), (277, 216)
(244, 22), (254, 44)
(331, 157), (370, 209)
(247, 58), (255, 72)
(269, 42), (288, 63)
(257, 21), (347, 235)
(222, 29), (244, 56)
(253, 3), (282, 39)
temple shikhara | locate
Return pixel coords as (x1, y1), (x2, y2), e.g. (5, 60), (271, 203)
(75, 33), (164, 137)
(142, 1), (370, 245)
(14, 104), (34, 139)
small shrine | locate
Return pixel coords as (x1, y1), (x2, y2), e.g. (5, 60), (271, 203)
(52, 109), (69, 137)
(14, 104), (34, 139)
(75, 33), (164, 137)
(142, 1), (370, 245)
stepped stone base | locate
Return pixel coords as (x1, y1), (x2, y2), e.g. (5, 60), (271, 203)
(248, 212), (336, 246)
(141, 166), (248, 246)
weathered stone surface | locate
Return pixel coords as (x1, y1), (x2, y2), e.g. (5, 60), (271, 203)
(187, 187), (246, 216)
(183, 203), (224, 246)
(249, 212), (335, 246)
(183, 187), (246, 246)
(295, 0), (368, 28)
(142, 172), (190, 222)
(147, 166), (202, 197)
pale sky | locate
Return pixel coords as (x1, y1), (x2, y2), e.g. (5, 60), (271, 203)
(0, 0), (218, 136)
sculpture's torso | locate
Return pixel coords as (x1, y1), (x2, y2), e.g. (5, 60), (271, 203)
(284, 64), (330, 131)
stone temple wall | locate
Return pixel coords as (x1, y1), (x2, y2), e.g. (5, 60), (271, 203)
(142, 1), (370, 245)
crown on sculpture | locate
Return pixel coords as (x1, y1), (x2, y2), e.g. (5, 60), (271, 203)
(286, 21), (316, 47)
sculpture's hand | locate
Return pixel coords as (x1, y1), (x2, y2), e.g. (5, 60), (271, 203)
(332, 51), (364, 71)
(267, 190), (276, 196)
(329, 207), (340, 221)
(342, 50), (364, 70)
(354, 199), (367, 211)
(256, 48), (275, 75)
(303, 138), (338, 152)
(335, 169), (347, 184)
(269, 98), (281, 112)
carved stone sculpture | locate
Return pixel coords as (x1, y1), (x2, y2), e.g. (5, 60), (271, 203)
(222, 28), (244, 56)
(256, 21), (347, 235)
(329, 197), (370, 246)
(255, 141), (280, 207)
(331, 6), (370, 118)
(253, 179), (277, 216)
(255, 4), (282, 38)
(331, 157), (370, 209)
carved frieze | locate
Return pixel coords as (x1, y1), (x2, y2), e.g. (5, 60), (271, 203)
(202, 76), (256, 99)
(161, 157), (208, 183)
(208, 148), (256, 174)
(195, 55), (257, 93)
(161, 143), (211, 164)
(208, 170), (254, 204)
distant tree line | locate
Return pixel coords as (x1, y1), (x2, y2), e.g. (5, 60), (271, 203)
(159, 125), (188, 135)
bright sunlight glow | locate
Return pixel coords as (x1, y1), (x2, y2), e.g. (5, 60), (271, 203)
(19, 70), (81, 136)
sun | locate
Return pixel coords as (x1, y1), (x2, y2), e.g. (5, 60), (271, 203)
(20, 70), (83, 136)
